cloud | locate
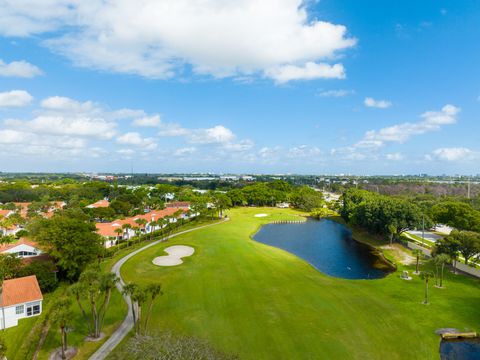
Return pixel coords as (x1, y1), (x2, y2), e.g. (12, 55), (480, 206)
(287, 145), (321, 158)
(317, 89), (354, 97)
(265, 62), (346, 83)
(173, 147), (196, 157)
(430, 147), (476, 161)
(188, 125), (236, 144)
(133, 115), (161, 127)
(356, 104), (460, 148)
(0, 90), (33, 107)
(0, 1), (355, 82)
(116, 132), (157, 149)
(364, 97), (392, 109)
(386, 153), (403, 161)
(0, 59), (43, 77)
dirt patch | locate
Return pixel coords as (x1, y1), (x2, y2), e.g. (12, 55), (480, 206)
(85, 332), (106, 342)
(380, 244), (415, 265)
(49, 347), (77, 360)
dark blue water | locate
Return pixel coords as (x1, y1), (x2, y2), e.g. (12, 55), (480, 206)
(440, 339), (480, 360)
(253, 219), (390, 279)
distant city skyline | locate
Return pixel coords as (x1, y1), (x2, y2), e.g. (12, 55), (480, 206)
(0, 0), (479, 174)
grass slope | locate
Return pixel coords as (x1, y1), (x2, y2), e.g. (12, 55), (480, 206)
(118, 207), (480, 359)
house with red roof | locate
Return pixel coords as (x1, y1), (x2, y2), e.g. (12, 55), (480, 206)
(0, 275), (43, 329)
(0, 238), (43, 258)
(86, 199), (110, 209)
(95, 207), (191, 248)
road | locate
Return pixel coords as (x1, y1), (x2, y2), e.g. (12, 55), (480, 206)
(89, 218), (229, 360)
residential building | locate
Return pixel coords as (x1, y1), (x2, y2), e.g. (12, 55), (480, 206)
(0, 239), (43, 258)
(0, 275), (43, 329)
(86, 199), (110, 208)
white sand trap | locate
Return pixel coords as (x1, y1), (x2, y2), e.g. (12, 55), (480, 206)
(254, 213), (268, 217)
(152, 245), (195, 267)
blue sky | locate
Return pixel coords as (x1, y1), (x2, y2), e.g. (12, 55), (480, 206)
(0, 0), (478, 174)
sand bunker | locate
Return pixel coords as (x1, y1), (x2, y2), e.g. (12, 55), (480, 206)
(152, 245), (195, 266)
(254, 214), (268, 217)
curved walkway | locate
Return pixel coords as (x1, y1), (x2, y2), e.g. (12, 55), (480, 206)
(89, 218), (229, 360)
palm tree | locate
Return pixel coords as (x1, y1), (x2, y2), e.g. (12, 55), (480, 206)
(122, 283), (139, 330)
(122, 224), (132, 245)
(149, 220), (158, 241)
(50, 296), (72, 360)
(412, 249), (422, 275)
(68, 283), (92, 336)
(433, 254), (449, 288)
(420, 271), (434, 304)
(98, 273), (119, 334)
(114, 228), (123, 245)
(143, 283), (163, 334)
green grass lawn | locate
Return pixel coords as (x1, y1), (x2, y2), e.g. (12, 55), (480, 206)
(115, 207), (479, 359)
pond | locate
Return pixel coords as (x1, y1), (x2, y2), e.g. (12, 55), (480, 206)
(253, 219), (392, 279)
(440, 338), (480, 360)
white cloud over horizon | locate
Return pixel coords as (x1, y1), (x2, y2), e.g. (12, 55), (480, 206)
(0, 0), (356, 83)
(356, 104), (460, 149)
(429, 147), (476, 162)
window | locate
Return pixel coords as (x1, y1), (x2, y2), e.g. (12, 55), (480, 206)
(26, 302), (41, 316)
(15, 305), (24, 315)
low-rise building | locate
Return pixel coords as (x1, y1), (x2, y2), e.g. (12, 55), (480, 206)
(0, 275), (43, 329)
(86, 199), (110, 209)
(0, 239), (43, 258)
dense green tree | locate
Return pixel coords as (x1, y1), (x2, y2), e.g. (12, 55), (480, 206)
(434, 236), (461, 273)
(0, 254), (22, 280)
(444, 230), (480, 265)
(290, 187), (325, 211)
(28, 214), (103, 281)
(431, 201), (480, 232)
(20, 261), (58, 292)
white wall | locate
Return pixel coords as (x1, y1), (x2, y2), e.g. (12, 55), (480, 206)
(0, 300), (42, 329)
(456, 262), (480, 278)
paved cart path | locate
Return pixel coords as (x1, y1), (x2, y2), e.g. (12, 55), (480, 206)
(89, 218), (229, 360)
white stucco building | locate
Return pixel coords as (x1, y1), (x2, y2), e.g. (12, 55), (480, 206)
(0, 275), (43, 329)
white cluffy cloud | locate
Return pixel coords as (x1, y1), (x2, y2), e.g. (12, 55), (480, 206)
(265, 63), (346, 84)
(0, 1), (356, 83)
(317, 89), (354, 97)
(356, 104), (460, 149)
(430, 147), (475, 162)
(0, 59), (43, 78)
(386, 153), (403, 161)
(364, 97), (392, 109)
(0, 90), (33, 107)
(117, 132), (157, 150)
(133, 115), (161, 127)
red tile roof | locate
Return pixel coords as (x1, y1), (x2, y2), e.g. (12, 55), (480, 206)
(166, 201), (190, 208)
(95, 207), (187, 237)
(0, 209), (12, 218)
(0, 275), (43, 307)
(87, 200), (110, 208)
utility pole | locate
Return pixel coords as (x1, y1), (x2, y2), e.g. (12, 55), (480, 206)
(422, 214), (425, 246)
(467, 178), (471, 199)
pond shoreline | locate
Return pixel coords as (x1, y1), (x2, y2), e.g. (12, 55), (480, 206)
(253, 217), (393, 279)
(327, 216), (397, 272)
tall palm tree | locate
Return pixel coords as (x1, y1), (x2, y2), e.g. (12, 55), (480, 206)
(412, 249), (422, 274)
(122, 224), (132, 245)
(114, 228), (123, 246)
(433, 254), (449, 288)
(143, 283), (163, 334)
(122, 283), (139, 328)
(420, 271), (434, 304)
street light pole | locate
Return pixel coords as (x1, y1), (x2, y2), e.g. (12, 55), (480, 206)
(422, 214), (425, 247)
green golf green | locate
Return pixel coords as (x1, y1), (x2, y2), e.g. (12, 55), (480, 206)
(119, 207), (480, 359)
